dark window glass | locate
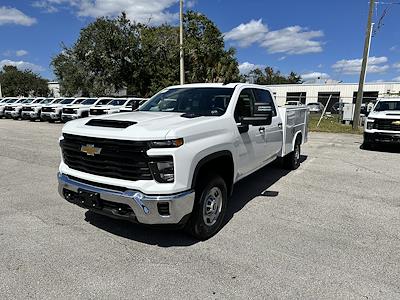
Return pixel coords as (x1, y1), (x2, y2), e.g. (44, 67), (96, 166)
(234, 89), (255, 123)
(253, 89), (277, 116)
(140, 88), (234, 116)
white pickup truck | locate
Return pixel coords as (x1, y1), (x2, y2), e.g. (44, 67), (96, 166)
(89, 98), (130, 116)
(61, 98), (112, 122)
(364, 98), (400, 148)
(58, 83), (309, 239)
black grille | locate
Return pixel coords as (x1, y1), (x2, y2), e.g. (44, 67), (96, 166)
(61, 134), (156, 181)
(42, 107), (55, 113)
(374, 119), (400, 131)
(63, 108), (75, 114)
(86, 119), (136, 128)
(90, 109), (105, 115)
(5, 106), (15, 111)
(22, 107), (33, 112)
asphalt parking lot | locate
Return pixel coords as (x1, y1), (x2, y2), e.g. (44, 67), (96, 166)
(0, 119), (399, 299)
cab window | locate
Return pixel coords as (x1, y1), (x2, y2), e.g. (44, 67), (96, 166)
(234, 89), (255, 123)
(253, 89), (277, 116)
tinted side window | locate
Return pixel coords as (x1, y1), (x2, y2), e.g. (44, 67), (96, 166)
(253, 89), (277, 116)
(234, 89), (255, 123)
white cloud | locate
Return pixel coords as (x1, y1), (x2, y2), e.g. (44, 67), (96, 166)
(332, 56), (389, 74)
(33, 0), (178, 24)
(0, 59), (45, 72)
(0, 6), (37, 26)
(238, 62), (265, 74)
(393, 76), (400, 82)
(186, 0), (197, 8)
(301, 72), (330, 81)
(16, 50), (28, 57)
(224, 19), (268, 48)
(261, 26), (324, 54)
(225, 20), (324, 55)
(393, 62), (400, 69)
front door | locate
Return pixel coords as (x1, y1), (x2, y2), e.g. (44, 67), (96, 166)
(234, 89), (269, 176)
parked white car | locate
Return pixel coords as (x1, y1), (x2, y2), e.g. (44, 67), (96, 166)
(21, 98), (61, 121)
(58, 83), (309, 240)
(41, 98), (83, 122)
(5, 98), (45, 120)
(61, 98), (112, 122)
(119, 98), (148, 112)
(364, 98), (400, 148)
(0, 98), (23, 118)
(89, 98), (128, 116)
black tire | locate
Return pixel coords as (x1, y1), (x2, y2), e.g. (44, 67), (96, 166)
(185, 175), (227, 240)
(362, 141), (374, 150)
(283, 140), (301, 170)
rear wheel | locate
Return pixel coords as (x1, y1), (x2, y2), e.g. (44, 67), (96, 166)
(283, 139), (301, 170)
(185, 175), (227, 240)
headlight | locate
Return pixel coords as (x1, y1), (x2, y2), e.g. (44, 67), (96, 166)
(149, 158), (174, 183)
(149, 138), (184, 148)
(366, 118), (375, 130)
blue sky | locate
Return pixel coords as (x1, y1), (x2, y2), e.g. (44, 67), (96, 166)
(1, 0), (400, 83)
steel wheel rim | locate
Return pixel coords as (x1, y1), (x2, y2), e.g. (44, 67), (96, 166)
(295, 144), (300, 162)
(203, 187), (223, 226)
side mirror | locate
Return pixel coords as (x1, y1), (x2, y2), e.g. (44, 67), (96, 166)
(242, 103), (273, 126)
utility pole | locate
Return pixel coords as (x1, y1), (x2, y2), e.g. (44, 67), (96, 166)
(179, 0), (185, 85)
(353, 0), (375, 129)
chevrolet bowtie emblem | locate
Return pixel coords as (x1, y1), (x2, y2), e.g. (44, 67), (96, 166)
(81, 144), (102, 156)
(392, 121), (400, 126)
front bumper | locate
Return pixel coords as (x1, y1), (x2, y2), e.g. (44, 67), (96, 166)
(41, 112), (60, 121)
(58, 173), (195, 225)
(61, 114), (78, 122)
(364, 132), (400, 144)
(4, 111), (18, 118)
(21, 111), (40, 119)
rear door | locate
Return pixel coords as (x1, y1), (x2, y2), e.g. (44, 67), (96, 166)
(253, 88), (283, 157)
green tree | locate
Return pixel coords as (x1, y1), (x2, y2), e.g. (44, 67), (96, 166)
(0, 65), (49, 97)
(245, 67), (303, 85)
(52, 11), (240, 97)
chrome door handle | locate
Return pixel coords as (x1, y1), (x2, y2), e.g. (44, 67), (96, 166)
(259, 127), (265, 133)
(278, 123), (283, 129)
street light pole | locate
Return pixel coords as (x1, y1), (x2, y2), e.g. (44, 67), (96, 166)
(353, 0), (375, 130)
(179, 0), (185, 85)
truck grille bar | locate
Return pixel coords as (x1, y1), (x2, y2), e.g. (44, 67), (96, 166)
(61, 134), (155, 181)
(374, 119), (400, 131)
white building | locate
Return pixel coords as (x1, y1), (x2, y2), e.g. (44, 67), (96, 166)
(48, 81), (61, 97)
(267, 82), (400, 110)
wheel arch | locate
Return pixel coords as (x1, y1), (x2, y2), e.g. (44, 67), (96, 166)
(191, 150), (235, 196)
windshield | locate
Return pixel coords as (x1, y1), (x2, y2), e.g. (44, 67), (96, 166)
(140, 88), (234, 116)
(374, 101), (400, 112)
(97, 98), (113, 105)
(81, 98), (97, 105)
(23, 99), (35, 103)
(6, 99), (18, 103)
(60, 98), (75, 105)
(109, 99), (128, 106)
(40, 99), (51, 104)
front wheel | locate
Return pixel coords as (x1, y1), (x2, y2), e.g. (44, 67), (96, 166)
(185, 175), (227, 240)
(283, 140), (301, 170)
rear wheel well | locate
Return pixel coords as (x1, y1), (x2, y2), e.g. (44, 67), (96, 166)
(192, 152), (234, 196)
(294, 132), (303, 146)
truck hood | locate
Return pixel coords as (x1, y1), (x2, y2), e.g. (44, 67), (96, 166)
(90, 105), (122, 110)
(63, 111), (224, 140)
(369, 111), (400, 119)
(64, 104), (91, 109)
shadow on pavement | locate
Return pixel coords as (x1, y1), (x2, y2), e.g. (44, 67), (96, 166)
(84, 155), (307, 247)
(360, 143), (400, 154)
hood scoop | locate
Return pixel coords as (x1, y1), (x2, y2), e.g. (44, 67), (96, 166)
(181, 113), (201, 119)
(386, 113), (400, 116)
(86, 119), (137, 128)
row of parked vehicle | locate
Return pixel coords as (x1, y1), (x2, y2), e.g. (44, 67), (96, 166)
(0, 97), (147, 122)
